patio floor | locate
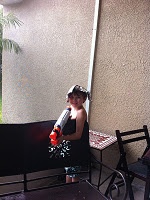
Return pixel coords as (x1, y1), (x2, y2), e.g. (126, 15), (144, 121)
(91, 167), (145, 200)
(0, 167), (146, 200)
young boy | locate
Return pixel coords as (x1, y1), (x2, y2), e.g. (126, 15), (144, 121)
(57, 85), (91, 183)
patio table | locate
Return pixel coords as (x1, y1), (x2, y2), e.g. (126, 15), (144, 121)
(89, 130), (117, 189)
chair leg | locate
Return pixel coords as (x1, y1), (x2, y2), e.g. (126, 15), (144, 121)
(144, 180), (150, 200)
(105, 172), (117, 197)
(125, 175), (135, 200)
(105, 160), (123, 197)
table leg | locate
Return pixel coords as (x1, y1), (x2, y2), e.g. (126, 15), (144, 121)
(97, 150), (102, 189)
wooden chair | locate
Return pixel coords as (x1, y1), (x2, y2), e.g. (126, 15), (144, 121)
(105, 125), (150, 200)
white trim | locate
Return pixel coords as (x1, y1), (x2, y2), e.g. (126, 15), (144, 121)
(86, 0), (100, 119)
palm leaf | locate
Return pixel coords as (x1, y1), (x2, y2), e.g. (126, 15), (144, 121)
(0, 8), (23, 28)
(0, 8), (22, 55)
(1, 38), (21, 54)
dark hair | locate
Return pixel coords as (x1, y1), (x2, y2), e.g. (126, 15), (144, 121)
(66, 85), (91, 102)
(68, 90), (87, 99)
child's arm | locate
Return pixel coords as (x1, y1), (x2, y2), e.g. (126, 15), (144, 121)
(57, 108), (87, 144)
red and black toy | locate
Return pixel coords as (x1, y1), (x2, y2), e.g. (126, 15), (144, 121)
(49, 106), (71, 145)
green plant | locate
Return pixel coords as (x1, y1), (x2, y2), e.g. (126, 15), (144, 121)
(0, 8), (22, 63)
(0, 8), (22, 123)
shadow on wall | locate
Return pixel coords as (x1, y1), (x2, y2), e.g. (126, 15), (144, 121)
(0, 68), (2, 123)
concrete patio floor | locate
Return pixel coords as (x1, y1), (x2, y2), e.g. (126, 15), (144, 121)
(0, 167), (146, 200)
(91, 167), (145, 200)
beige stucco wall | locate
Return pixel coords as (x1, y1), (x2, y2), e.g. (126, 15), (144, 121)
(2, 0), (94, 123)
(2, 0), (150, 166)
(89, 0), (150, 165)
(90, 0), (150, 134)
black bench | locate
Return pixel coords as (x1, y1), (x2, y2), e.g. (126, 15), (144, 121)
(0, 120), (126, 199)
(0, 120), (92, 196)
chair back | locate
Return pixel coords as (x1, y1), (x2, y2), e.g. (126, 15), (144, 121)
(116, 125), (150, 160)
(106, 125), (150, 200)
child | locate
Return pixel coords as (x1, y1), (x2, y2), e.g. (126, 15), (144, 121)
(57, 85), (91, 183)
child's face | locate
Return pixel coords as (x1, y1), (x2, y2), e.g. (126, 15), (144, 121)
(68, 92), (86, 108)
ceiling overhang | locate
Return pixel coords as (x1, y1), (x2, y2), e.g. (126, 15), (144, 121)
(0, 0), (23, 5)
